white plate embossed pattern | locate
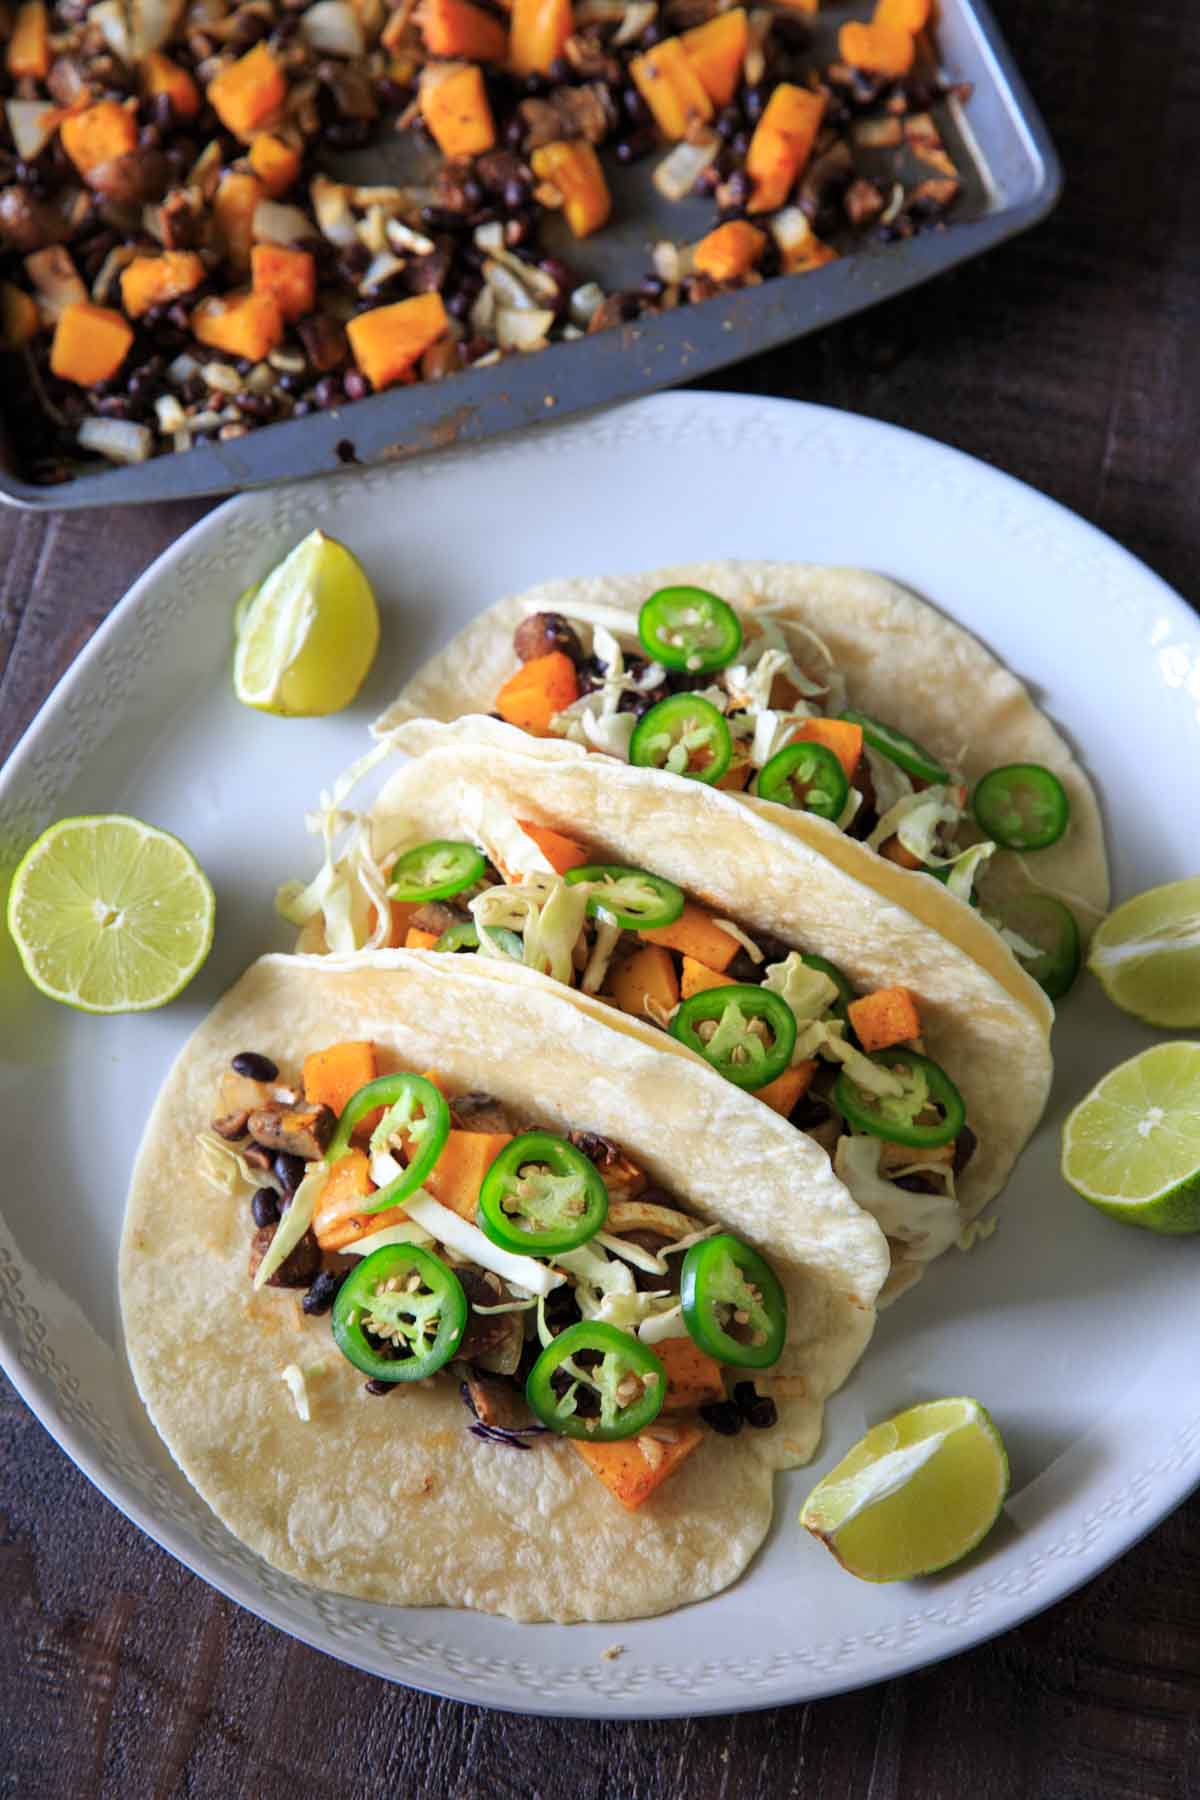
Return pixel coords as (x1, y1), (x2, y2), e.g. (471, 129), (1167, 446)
(1, 393), (1198, 1718)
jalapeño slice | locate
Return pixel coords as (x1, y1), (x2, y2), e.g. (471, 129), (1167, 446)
(525, 1321), (666, 1441)
(989, 892), (1081, 1000)
(325, 1072), (450, 1213)
(478, 1131), (609, 1254)
(388, 839), (485, 902)
(972, 764), (1069, 852)
(680, 1232), (787, 1369)
(563, 863), (685, 931)
(331, 1243), (467, 1382)
(834, 1048), (965, 1149)
(669, 983), (797, 1090)
(840, 710), (950, 785)
(754, 741), (849, 823)
(629, 693), (733, 786)
(432, 920), (524, 959)
(637, 585), (743, 674)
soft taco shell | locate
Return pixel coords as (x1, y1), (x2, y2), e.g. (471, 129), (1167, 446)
(359, 741), (1053, 1296)
(371, 560), (1109, 1017)
(120, 951), (888, 1622)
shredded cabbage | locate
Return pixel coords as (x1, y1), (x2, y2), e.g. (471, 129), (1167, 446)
(940, 839), (996, 902)
(867, 785), (966, 864)
(581, 912), (622, 995)
(280, 1364), (311, 1422)
(713, 918), (763, 963)
(470, 872), (588, 984)
(196, 1130), (263, 1194)
(404, 1191), (564, 1297)
(862, 743), (914, 816)
(763, 953), (839, 1026)
(834, 1136), (960, 1261)
(342, 1220), (435, 1255)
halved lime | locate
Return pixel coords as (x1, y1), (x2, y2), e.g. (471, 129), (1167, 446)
(6, 815), (215, 1012)
(1087, 877), (1200, 1027)
(800, 1397), (1009, 1581)
(1060, 1042), (1200, 1233)
(233, 529), (379, 717)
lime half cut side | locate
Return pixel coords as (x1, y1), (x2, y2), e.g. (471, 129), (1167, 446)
(800, 1397), (1009, 1582)
(1087, 877), (1200, 1027)
(233, 528), (379, 717)
(1060, 1042), (1200, 1234)
(6, 815), (215, 1012)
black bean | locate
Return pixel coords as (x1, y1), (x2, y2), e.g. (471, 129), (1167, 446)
(446, 288), (473, 320)
(236, 392), (275, 421)
(232, 1051), (279, 1081)
(715, 106), (740, 141)
(699, 1401), (743, 1436)
(547, 55), (572, 83)
(251, 1187), (280, 1228)
(273, 1150), (306, 1197)
(312, 375), (344, 410)
(639, 274), (666, 301)
(622, 86), (651, 126)
(639, 20), (664, 48)
(743, 82), (769, 123)
(523, 71), (549, 96)
(733, 1381), (778, 1428)
(503, 115), (526, 149)
(420, 205), (468, 233)
(462, 175), (485, 208)
(364, 1377), (398, 1395)
(502, 174), (531, 210)
(302, 1269), (346, 1315)
(614, 131), (654, 165)
(343, 369), (368, 401)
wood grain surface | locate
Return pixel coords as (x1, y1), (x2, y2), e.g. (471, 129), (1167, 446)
(2, 0), (1198, 1792)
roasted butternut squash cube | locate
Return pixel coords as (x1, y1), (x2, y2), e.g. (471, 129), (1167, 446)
(639, 902), (739, 972)
(656, 1336), (726, 1410)
(745, 82), (825, 213)
(251, 243), (316, 322)
(208, 42), (288, 140)
(49, 302), (133, 386)
(303, 1042), (378, 1119)
(573, 1422), (704, 1509)
(530, 140), (611, 238)
(119, 251), (207, 319)
(421, 0), (508, 62)
(248, 132), (302, 197)
(60, 100), (138, 179)
(142, 51), (202, 119)
(789, 716), (863, 781)
(680, 955), (736, 1000)
(754, 1060), (817, 1117)
(679, 8), (747, 109)
(837, 18), (914, 75)
(420, 62), (495, 158)
(494, 649), (579, 733)
(191, 289), (284, 361)
(693, 219), (766, 283)
(508, 0), (572, 77)
(847, 986), (922, 1053)
(516, 819), (590, 874)
(9, 1), (50, 79)
(424, 1130), (513, 1220)
(607, 943), (680, 1023)
(630, 37), (713, 140)
(347, 291), (450, 389)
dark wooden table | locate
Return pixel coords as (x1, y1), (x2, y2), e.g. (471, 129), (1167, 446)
(2, 0), (1198, 1792)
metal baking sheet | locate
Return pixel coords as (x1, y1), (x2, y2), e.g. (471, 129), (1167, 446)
(0, 0), (1060, 510)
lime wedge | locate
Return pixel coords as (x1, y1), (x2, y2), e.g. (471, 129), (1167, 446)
(6, 815), (214, 1012)
(1087, 877), (1200, 1026)
(1060, 1042), (1200, 1233)
(233, 529), (379, 717)
(800, 1397), (1009, 1581)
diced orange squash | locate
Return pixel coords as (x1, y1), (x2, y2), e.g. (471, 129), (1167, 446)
(494, 649), (579, 734)
(303, 1041), (378, 1118)
(838, 18), (914, 75)
(508, 0), (572, 77)
(142, 51), (202, 120)
(346, 291), (450, 390)
(60, 100), (138, 179)
(251, 243), (315, 322)
(692, 219), (766, 283)
(517, 820), (589, 874)
(49, 302), (133, 386)
(847, 985), (922, 1053)
(313, 1149), (409, 1251)
(573, 1422), (704, 1509)
(248, 132), (302, 197)
(530, 139), (611, 238)
(639, 902), (739, 972)
(874, 0), (930, 28)
(208, 42), (288, 140)
(213, 171), (262, 273)
(745, 82), (825, 213)
(119, 251), (207, 319)
(421, 0), (508, 61)
(424, 1129), (513, 1220)
(420, 62), (495, 158)
(191, 289), (284, 360)
(607, 943), (680, 1022)
(715, 762), (752, 792)
(630, 37), (713, 140)
(679, 8), (747, 109)
(404, 926), (440, 949)
(880, 835), (922, 871)
(380, 898), (418, 945)
(8, 1), (50, 79)
(774, 0), (817, 12)
(680, 955), (735, 1000)
(790, 716), (863, 782)
(656, 1337), (725, 1410)
(755, 1060), (817, 1117)
(1, 282), (40, 349)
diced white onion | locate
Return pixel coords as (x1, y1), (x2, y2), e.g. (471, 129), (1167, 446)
(77, 417), (154, 465)
(252, 200), (313, 246)
(568, 281), (605, 328)
(281, 1364), (311, 1422)
(495, 307), (555, 352)
(653, 136), (719, 203)
(6, 100), (60, 162)
(300, 0), (365, 56)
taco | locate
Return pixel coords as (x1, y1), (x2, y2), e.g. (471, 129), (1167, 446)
(120, 951), (889, 1621)
(372, 561), (1109, 1010)
(279, 739), (1054, 1300)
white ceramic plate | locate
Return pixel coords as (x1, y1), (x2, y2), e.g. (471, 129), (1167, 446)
(2, 393), (1198, 1719)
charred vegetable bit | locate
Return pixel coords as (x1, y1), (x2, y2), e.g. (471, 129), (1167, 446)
(526, 1321), (666, 1441)
(680, 1233), (787, 1369)
(332, 1244), (468, 1382)
(478, 1131), (609, 1254)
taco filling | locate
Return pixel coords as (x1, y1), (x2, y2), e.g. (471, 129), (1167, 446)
(284, 818), (979, 1272)
(483, 588), (1079, 995)
(207, 1043), (795, 1512)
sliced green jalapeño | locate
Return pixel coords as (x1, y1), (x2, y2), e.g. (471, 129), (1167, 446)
(972, 764), (1069, 851)
(629, 693), (733, 786)
(834, 1048), (966, 1149)
(680, 1232), (787, 1369)
(331, 1243), (467, 1382)
(388, 839), (485, 902)
(564, 863), (685, 931)
(637, 585), (743, 674)
(754, 740), (849, 822)
(326, 1072), (450, 1213)
(432, 920), (524, 959)
(840, 710), (950, 785)
(478, 1132), (608, 1254)
(525, 1321), (666, 1441)
(988, 892), (1081, 1000)
(669, 983), (796, 1090)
